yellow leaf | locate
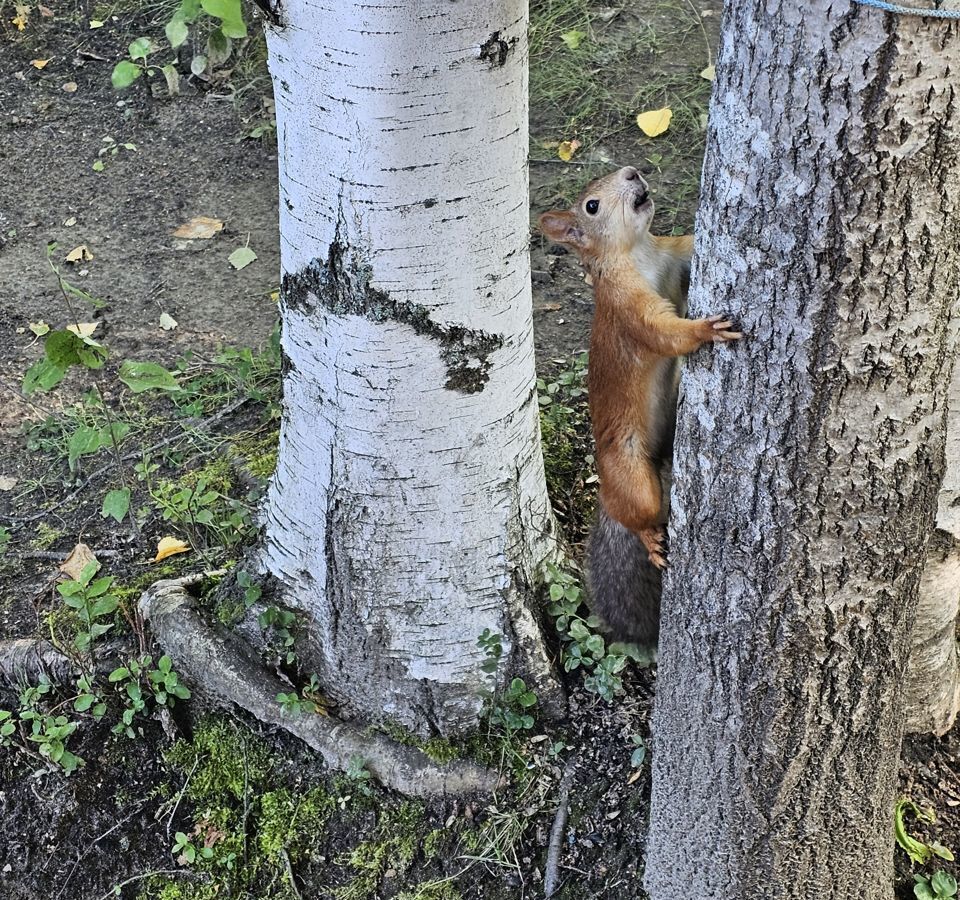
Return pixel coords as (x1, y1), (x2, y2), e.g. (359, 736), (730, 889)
(60, 543), (98, 581)
(65, 244), (94, 263)
(700, 64), (715, 81)
(67, 322), (98, 338)
(13, 5), (29, 29)
(636, 107), (673, 138)
(31, 59), (51, 69)
(153, 536), (191, 562)
(29, 321), (50, 336)
(557, 139), (581, 162)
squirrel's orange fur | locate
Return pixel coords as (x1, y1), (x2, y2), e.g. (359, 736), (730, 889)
(540, 166), (741, 570)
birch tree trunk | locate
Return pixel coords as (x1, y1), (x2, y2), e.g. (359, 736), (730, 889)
(645, 2), (960, 898)
(906, 361), (960, 735)
(260, 1), (560, 738)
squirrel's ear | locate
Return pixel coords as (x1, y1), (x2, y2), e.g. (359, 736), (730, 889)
(539, 210), (587, 249)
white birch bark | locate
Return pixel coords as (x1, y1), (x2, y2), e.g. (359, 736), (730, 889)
(259, 1), (560, 737)
(644, 1), (960, 898)
(906, 361), (960, 735)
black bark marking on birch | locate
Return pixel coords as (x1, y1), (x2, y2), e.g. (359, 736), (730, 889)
(478, 31), (516, 68)
(251, 0), (282, 27)
(281, 242), (504, 394)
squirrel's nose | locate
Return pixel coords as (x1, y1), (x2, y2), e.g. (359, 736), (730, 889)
(621, 166), (641, 181)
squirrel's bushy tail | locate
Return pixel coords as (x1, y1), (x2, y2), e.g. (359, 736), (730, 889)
(586, 508), (662, 646)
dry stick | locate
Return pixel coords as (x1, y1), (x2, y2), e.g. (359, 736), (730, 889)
(18, 549), (123, 560)
(139, 575), (498, 798)
(2, 396), (250, 526)
(94, 383), (141, 540)
(544, 758), (577, 899)
(280, 849), (304, 900)
(0, 377), (60, 419)
(166, 755), (200, 839)
(680, 0), (713, 67)
(55, 802), (148, 900)
(94, 869), (201, 900)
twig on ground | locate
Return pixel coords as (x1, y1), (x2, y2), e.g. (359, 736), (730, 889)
(17, 550), (124, 561)
(280, 848), (303, 900)
(56, 802), (148, 900)
(544, 757), (577, 898)
(94, 869), (201, 900)
(166, 755), (200, 839)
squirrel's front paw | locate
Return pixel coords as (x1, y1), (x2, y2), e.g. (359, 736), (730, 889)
(701, 314), (743, 343)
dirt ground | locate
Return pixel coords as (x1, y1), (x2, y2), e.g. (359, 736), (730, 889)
(0, 0), (957, 898)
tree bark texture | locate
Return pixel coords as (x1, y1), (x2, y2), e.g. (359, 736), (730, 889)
(261, 1), (559, 737)
(906, 361), (960, 735)
(645, 3), (960, 899)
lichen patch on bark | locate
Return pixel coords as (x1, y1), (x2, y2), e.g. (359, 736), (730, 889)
(281, 242), (503, 394)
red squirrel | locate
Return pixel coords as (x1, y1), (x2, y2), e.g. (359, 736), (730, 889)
(539, 166), (741, 643)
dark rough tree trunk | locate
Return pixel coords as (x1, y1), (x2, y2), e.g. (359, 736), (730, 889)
(645, 2), (960, 898)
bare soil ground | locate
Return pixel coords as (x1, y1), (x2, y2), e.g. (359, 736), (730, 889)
(0, 0), (956, 898)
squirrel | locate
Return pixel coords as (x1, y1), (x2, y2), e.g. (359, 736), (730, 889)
(539, 165), (741, 644)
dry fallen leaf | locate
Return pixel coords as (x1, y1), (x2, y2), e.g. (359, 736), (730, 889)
(60, 543), (98, 581)
(31, 58), (51, 69)
(38, 4), (54, 15)
(700, 64), (715, 81)
(158, 312), (178, 331)
(29, 321), (50, 336)
(0, 475), (17, 491)
(172, 216), (224, 240)
(65, 245), (94, 263)
(66, 322), (98, 338)
(636, 107), (673, 138)
(62, 81), (78, 93)
(12, 5), (29, 29)
(627, 769), (643, 786)
(154, 536), (190, 562)
(535, 303), (562, 312)
(557, 139), (581, 162)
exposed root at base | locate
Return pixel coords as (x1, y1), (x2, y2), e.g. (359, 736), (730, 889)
(139, 575), (499, 798)
(0, 637), (78, 689)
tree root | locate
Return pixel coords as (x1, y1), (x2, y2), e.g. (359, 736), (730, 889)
(0, 638), (79, 689)
(544, 756), (576, 898)
(139, 575), (499, 798)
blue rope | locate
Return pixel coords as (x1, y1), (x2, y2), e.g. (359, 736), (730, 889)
(851, 0), (960, 18)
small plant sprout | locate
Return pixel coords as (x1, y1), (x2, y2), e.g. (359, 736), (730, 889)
(490, 678), (538, 733)
(276, 675), (325, 719)
(915, 872), (959, 900)
(544, 561), (637, 701)
(172, 830), (214, 865)
(57, 559), (119, 656)
(109, 655), (191, 739)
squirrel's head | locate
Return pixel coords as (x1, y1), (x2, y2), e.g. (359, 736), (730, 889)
(538, 166), (654, 267)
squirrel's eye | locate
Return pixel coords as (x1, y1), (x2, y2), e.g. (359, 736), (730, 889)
(585, 199), (600, 215)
